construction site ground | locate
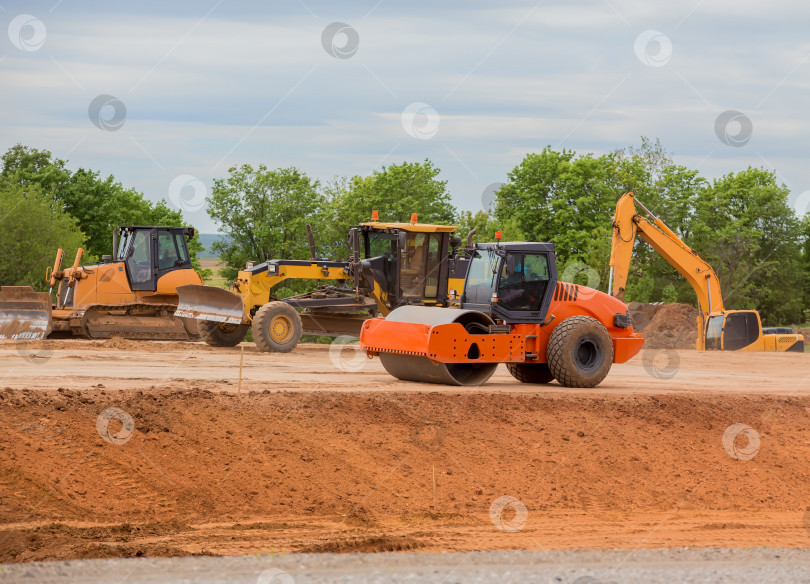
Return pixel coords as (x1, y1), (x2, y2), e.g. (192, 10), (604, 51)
(2, 338), (810, 565)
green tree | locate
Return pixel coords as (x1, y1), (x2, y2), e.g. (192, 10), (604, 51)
(208, 165), (326, 282)
(609, 139), (707, 303)
(690, 167), (803, 324)
(661, 283), (678, 304)
(1, 144), (206, 276)
(0, 179), (85, 289)
(495, 147), (615, 287)
(456, 210), (499, 246)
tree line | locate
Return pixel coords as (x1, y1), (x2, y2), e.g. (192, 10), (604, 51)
(1, 140), (807, 325)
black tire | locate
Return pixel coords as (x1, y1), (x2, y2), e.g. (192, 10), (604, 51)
(546, 315), (613, 388)
(506, 362), (555, 384)
(198, 320), (248, 347)
(181, 318), (201, 341)
(252, 301), (303, 353)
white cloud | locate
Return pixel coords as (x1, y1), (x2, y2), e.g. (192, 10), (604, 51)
(1, 0), (809, 233)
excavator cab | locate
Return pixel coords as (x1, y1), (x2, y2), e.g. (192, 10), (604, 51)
(705, 310), (802, 352)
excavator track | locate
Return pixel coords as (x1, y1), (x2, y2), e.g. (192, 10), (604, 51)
(71, 303), (200, 341)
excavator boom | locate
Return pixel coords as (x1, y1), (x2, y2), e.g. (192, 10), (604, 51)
(610, 192), (724, 317)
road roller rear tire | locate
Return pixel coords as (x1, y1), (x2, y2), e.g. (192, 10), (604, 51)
(546, 316), (613, 388)
(199, 320), (248, 347)
(253, 301), (303, 353)
(506, 363), (555, 384)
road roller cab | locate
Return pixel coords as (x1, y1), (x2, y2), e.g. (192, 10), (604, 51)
(360, 240), (645, 388)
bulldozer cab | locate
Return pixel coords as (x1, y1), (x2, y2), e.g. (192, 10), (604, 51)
(116, 226), (195, 292)
(461, 243), (557, 323)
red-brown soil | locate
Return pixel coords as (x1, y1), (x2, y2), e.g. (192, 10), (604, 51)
(2, 343), (810, 564)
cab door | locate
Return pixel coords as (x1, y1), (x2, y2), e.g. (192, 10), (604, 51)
(721, 311), (761, 350)
(492, 251), (557, 324)
(124, 229), (158, 291)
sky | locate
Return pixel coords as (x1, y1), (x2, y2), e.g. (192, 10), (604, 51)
(1, 0), (809, 233)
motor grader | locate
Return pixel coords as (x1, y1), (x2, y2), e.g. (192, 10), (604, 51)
(175, 215), (471, 352)
(0, 226), (203, 340)
(359, 236), (645, 387)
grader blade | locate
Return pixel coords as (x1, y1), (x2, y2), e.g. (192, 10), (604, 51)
(174, 285), (244, 325)
(0, 286), (53, 340)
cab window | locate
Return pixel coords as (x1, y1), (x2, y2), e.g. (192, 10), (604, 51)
(157, 230), (188, 271)
(705, 315), (723, 350)
(126, 230), (152, 283)
(723, 312), (759, 350)
(400, 232), (428, 298)
(464, 249), (498, 305)
(498, 253), (550, 312)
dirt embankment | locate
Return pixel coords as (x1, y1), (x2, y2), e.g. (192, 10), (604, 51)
(3, 387), (810, 563)
(631, 303), (699, 349)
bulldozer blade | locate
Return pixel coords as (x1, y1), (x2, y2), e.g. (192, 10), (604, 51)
(0, 286), (53, 340)
(174, 285), (244, 325)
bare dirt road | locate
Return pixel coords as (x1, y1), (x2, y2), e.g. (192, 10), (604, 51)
(4, 548), (810, 584)
(2, 339), (810, 564)
(2, 337), (809, 394)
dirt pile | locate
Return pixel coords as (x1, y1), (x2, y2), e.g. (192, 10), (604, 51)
(3, 387), (810, 562)
(637, 303), (698, 349)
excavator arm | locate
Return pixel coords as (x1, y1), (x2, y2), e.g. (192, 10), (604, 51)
(608, 192), (724, 348)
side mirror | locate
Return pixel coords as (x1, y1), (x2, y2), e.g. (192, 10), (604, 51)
(505, 254), (515, 276)
(397, 231), (407, 249)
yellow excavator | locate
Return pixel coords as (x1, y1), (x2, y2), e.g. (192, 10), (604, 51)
(609, 192), (804, 352)
(175, 214), (471, 352)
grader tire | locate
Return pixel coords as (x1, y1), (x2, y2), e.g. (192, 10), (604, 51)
(198, 320), (248, 347)
(506, 363), (555, 384)
(546, 315), (613, 388)
(252, 301), (303, 353)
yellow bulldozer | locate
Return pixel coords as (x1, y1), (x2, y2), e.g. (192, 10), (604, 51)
(175, 214), (472, 352)
(0, 226), (203, 340)
(609, 192), (804, 352)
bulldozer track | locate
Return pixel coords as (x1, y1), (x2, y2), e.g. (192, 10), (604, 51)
(72, 303), (198, 341)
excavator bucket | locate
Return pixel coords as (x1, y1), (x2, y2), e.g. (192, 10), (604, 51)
(174, 285), (244, 325)
(0, 286), (53, 340)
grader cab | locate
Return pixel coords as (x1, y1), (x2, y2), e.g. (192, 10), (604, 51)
(175, 216), (471, 352)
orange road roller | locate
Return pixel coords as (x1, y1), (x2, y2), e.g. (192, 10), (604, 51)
(360, 239), (644, 387)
